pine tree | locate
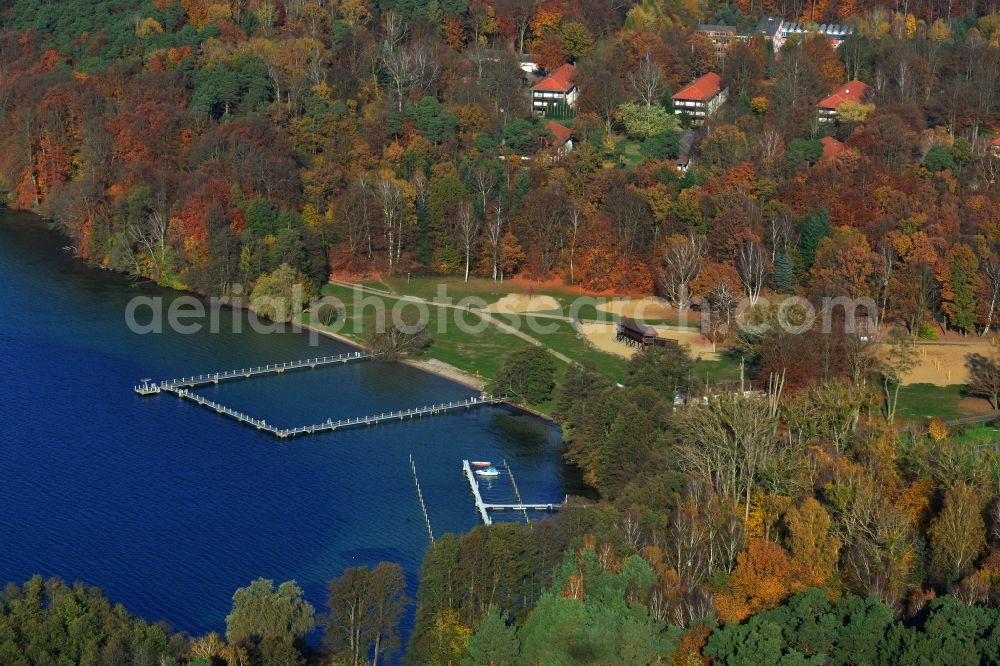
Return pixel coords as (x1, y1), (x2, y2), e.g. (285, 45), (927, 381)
(771, 252), (795, 292)
(514, 170), (531, 205)
(467, 607), (520, 665)
(797, 209), (831, 275)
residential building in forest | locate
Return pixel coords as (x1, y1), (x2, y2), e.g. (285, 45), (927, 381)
(544, 121), (574, 159)
(818, 79), (873, 122)
(531, 63), (578, 115)
(821, 136), (846, 161)
(697, 24), (739, 63)
(755, 16), (853, 50)
(672, 72), (728, 125)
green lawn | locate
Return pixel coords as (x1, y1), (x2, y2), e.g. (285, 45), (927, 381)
(315, 277), (1000, 425)
(895, 384), (983, 422)
(313, 283), (536, 379)
(693, 352), (746, 387)
(376, 275), (514, 303)
(615, 138), (644, 168)
(313, 282), (629, 385)
(311, 279), (746, 414)
(952, 423), (1000, 444)
(372, 275), (700, 328)
(497, 313), (628, 381)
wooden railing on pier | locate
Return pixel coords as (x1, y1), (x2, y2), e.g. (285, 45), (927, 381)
(141, 351), (373, 391)
(135, 353), (508, 439)
(164, 386), (504, 439)
(275, 395), (505, 438)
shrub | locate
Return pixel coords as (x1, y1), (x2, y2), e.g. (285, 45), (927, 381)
(924, 144), (956, 172)
(640, 130), (681, 159)
(494, 347), (557, 404)
(917, 322), (939, 340)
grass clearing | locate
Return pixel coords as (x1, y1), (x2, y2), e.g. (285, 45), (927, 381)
(314, 279), (747, 412)
(694, 353), (746, 387)
(952, 423), (1000, 444)
(314, 283), (628, 388)
(895, 384), (985, 422)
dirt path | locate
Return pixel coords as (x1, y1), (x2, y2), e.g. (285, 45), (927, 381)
(330, 280), (575, 365)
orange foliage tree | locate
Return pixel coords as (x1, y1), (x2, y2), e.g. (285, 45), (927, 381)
(714, 540), (792, 622)
(784, 497), (841, 593)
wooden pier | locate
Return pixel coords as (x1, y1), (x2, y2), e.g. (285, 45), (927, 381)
(462, 460), (494, 525)
(134, 351), (373, 393)
(166, 387), (504, 438)
(135, 353), (508, 439)
(462, 460), (562, 526)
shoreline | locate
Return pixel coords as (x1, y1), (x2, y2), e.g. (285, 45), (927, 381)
(294, 319), (486, 390)
(295, 318), (558, 423)
(17, 212), (554, 422)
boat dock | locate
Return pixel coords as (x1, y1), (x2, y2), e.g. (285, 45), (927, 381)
(134, 351), (373, 393)
(167, 387), (504, 438)
(135, 353), (509, 438)
(461, 460), (562, 525)
(463, 460), (493, 524)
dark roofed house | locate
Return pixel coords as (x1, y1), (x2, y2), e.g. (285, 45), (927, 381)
(778, 22), (852, 50)
(616, 317), (679, 350)
(818, 79), (872, 122)
(756, 16), (784, 40)
(531, 63), (578, 115)
(672, 72), (728, 126)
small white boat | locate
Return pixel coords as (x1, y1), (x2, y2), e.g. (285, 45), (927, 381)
(470, 461), (492, 469)
(475, 466), (500, 478)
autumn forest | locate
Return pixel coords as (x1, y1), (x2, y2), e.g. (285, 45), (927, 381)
(5, 0), (1000, 663)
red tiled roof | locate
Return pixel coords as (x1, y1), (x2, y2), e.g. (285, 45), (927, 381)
(532, 63), (576, 92)
(820, 136), (845, 161)
(818, 80), (872, 110)
(992, 137), (1000, 147)
(545, 121), (573, 147)
(672, 72), (723, 102)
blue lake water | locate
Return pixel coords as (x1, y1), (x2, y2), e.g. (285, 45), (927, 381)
(0, 210), (578, 641)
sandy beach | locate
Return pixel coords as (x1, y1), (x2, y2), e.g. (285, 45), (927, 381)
(297, 319), (490, 391)
(577, 321), (722, 361)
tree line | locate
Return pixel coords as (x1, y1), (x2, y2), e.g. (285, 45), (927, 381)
(0, 567), (408, 666)
(4, 0), (1000, 663)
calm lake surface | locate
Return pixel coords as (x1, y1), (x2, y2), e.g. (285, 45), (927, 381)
(0, 210), (578, 639)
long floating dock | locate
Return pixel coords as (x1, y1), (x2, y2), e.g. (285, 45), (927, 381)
(135, 351), (373, 393)
(462, 459), (562, 526)
(166, 387), (504, 438)
(136, 353), (508, 438)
